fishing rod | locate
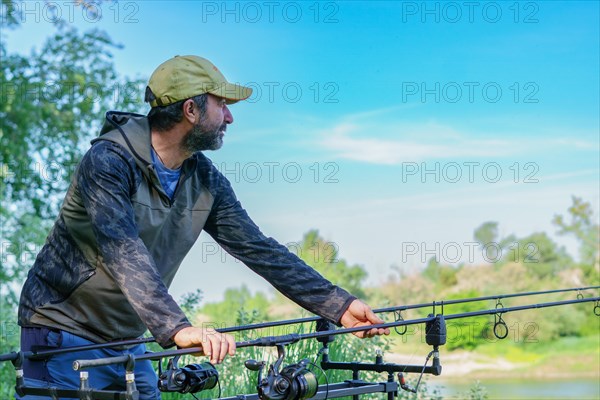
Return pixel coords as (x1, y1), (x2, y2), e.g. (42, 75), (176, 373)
(2, 285), (597, 364)
(376, 284), (600, 313)
(68, 295), (598, 399)
(6, 294), (599, 400)
(71, 295), (600, 369)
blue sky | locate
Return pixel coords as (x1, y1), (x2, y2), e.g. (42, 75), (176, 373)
(4, 1), (599, 303)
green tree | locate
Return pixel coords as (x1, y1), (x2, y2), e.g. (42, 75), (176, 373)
(475, 220), (574, 278)
(0, 0), (144, 395)
(1, 7), (144, 284)
(422, 257), (458, 287)
(179, 289), (204, 319)
(501, 232), (573, 279)
(473, 221), (499, 246)
(199, 285), (270, 327)
(291, 230), (368, 298)
(553, 196), (600, 281)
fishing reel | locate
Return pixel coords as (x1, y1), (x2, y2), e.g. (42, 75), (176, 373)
(157, 355), (218, 394)
(245, 345), (318, 400)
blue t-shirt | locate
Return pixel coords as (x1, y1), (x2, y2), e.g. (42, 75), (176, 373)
(151, 148), (181, 199)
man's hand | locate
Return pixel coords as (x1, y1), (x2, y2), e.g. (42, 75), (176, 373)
(173, 326), (236, 364)
(340, 299), (390, 338)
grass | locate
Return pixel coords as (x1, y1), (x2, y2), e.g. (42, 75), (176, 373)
(477, 335), (599, 359)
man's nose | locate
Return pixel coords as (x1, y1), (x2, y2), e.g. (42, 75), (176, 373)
(224, 105), (234, 124)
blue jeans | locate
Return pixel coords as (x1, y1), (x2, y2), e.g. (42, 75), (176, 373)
(17, 328), (160, 400)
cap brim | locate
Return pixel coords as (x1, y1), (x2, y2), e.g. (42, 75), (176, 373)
(208, 83), (253, 105)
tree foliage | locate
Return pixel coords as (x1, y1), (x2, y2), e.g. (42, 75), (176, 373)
(0, 1), (145, 394)
(199, 285), (270, 327)
(292, 229), (368, 298)
(553, 196), (600, 281)
(502, 231), (573, 279)
(473, 221), (499, 246)
(423, 257), (458, 287)
(1, 0), (145, 289)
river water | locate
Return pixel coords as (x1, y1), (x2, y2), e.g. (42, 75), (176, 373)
(431, 378), (600, 399)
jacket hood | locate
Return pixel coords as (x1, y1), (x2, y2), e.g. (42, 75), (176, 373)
(96, 111), (153, 170)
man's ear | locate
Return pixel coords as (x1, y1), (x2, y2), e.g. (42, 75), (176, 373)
(182, 99), (197, 124)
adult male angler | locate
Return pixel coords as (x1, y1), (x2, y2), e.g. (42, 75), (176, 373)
(17, 55), (389, 399)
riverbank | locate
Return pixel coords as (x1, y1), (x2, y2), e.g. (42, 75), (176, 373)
(387, 335), (600, 380)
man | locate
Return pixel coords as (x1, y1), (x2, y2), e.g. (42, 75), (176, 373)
(17, 55), (389, 399)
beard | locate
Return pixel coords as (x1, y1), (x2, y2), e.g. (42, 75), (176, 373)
(182, 119), (226, 153)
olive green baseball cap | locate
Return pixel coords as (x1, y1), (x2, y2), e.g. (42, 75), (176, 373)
(147, 55), (252, 107)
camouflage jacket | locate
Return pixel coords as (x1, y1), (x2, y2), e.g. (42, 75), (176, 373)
(18, 111), (356, 348)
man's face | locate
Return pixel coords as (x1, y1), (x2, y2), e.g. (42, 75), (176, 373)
(182, 95), (233, 153)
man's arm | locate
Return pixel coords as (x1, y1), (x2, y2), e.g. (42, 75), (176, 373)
(203, 171), (389, 337)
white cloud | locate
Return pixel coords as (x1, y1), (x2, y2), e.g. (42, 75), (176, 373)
(314, 112), (599, 165)
(320, 123), (517, 163)
(547, 138), (599, 150)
